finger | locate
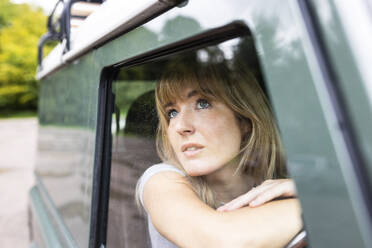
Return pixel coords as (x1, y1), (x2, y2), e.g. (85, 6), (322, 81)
(249, 182), (293, 207)
(261, 179), (275, 185)
(218, 181), (280, 211)
(249, 179), (297, 205)
(217, 193), (250, 211)
(284, 180), (297, 196)
(264, 179), (297, 198)
(217, 179), (297, 211)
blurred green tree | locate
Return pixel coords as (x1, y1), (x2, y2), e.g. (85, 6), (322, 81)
(0, 0), (47, 112)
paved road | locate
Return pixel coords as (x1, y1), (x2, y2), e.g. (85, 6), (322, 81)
(0, 118), (37, 248)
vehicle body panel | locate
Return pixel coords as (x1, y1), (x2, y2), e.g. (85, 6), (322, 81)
(30, 0), (372, 247)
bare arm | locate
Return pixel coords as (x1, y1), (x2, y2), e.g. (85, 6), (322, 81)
(218, 179), (297, 211)
(143, 172), (302, 248)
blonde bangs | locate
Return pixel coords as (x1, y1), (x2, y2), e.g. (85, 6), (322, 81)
(155, 68), (223, 120)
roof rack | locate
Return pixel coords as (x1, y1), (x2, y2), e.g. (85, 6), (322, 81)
(37, 0), (103, 69)
(36, 0), (188, 79)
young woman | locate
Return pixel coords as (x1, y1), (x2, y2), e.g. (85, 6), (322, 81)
(136, 62), (302, 248)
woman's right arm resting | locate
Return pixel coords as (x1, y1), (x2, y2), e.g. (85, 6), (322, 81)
(143, 171), (303, 248)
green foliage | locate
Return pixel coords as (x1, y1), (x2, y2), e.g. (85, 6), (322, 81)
(0, 0), (17, 30)
(114, 80), (156, 116)
(161, 15), (202, 42)
(0, 0), (48, 112)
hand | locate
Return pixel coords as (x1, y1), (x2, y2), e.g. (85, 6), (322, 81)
(217, 179), (297, 211)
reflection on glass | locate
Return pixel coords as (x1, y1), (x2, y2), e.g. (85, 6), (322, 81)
(36, 126), (94, 247)
(36, 72), (97, 247)
(108, 80), (158, 247)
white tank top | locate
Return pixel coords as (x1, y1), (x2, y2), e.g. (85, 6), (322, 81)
(137, 163), (185, 248)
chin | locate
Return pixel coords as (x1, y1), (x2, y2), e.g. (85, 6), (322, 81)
(185, 170), (206, 177)
(182, 161), (216, 177)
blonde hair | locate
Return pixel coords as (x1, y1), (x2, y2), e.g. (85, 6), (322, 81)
(155, 62), (287, 208)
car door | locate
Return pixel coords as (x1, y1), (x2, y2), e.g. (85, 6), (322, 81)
(96, 0), (372, 247)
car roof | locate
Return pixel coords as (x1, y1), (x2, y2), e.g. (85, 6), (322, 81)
(37, 0), (180, 80)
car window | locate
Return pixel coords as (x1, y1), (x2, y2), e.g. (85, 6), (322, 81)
(105, 36), (301, 247)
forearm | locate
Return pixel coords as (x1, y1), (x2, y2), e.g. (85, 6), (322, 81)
(145, 173), (302, 248)
(216, 198), (303, 248)
(161, 199), (302, 248)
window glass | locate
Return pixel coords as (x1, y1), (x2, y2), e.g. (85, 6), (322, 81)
(106, 37), (301, 247)
(107, 80), (157, 247)
(37, 65), (98, 247)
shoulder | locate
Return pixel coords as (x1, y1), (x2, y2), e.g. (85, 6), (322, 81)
(142, 163), (185, 178)
(137, 163), (186, 207)
(139, 165), (219, 247)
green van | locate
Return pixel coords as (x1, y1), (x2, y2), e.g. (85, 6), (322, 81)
(30, 0), (372, 247)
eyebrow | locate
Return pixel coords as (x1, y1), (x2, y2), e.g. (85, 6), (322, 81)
(164, 90), (199, 109)
(187, 90), (198, 98)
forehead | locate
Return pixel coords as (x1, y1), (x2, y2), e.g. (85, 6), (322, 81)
(157, 73), (222, 109)
(179, 88), (200, 100)
(164, 88), (201, 108)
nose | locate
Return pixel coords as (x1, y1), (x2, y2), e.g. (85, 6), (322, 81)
(174, 108), (195, 136)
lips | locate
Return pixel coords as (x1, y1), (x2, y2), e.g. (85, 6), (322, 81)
(181, 143), (204, 157)
(181, 143), (204, 152)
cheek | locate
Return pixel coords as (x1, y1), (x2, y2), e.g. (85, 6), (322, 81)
(203, 116), (242, 155)
(167, 126), (178, 150)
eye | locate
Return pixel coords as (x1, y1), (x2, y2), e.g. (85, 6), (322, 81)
(167, 109), (178, 119)
(196, 99), (211, 109)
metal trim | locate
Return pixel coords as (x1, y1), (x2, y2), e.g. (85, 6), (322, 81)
(33, 173), (78, 247)
(29, 186), (63, 248)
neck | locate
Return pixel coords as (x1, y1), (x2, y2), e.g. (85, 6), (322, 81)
(205, 160), (256, 204)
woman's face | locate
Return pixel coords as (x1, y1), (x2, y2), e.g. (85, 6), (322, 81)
(166, 87), (243, 176)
